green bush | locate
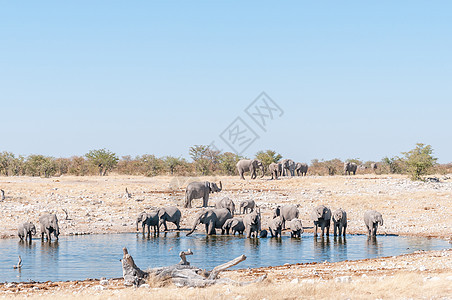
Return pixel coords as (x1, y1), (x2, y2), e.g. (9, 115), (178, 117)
(85, 149), (119, 176)
(402, 143), (437, 180)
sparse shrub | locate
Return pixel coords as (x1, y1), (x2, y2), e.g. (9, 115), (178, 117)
(163, 156), (188, 175)
(218, 152), (242, 175)
(402, 143), (437, 181)
(85, 149), (119, 176)
(381, 156), (405, 174)
(189, 145), (216, 176)
(138, 155), (165, 177)
(25, 155), (57, 177)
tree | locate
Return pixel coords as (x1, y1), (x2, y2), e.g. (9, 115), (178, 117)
(0, 151), (15, 176)
(164, 156), (187, 175)
(189, 145), (216, 175)
(138, 155), (164, 177)
(255, 150), (282, 172)
(381, 156), (404, 174)
(85, 149), (119, 176)
(402, 143), (437, 180)
(25, 155), (57, 177)
(218, 152), (241, 175)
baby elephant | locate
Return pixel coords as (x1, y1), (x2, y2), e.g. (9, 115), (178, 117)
(269, 216), (283, 238)
(288, 219), (303, 238)
(364, 210), (383, 236)
(332, 208), (347, 237)
(239, 199), (255, 214)
(222, 217), (245, 235)
(39, 213), (60, 242)
(136, 211), (160, 235)
(18, 222), (36, 242)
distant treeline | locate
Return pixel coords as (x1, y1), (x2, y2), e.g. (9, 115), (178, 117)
(0, 144), (449, 179)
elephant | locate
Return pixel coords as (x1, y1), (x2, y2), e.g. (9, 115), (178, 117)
(280, 159), (296, 176)
(136, 211), (160, 235)
(344, 162), (358, 175)
(243, 208), (261, 238)
(311, 205), (332, 236)
(364, 210), (383, 236)
(236, 159), (264, 180)
(222, 217), (245, 235)
(158, 206), (181, 231)
(268, 162), (280, 180)
(39, 214), (59, 241)
(371, 163), (378, 172)
(259, 229), (268, 238)
(269, 216), (283, 238)
(295, 163), (308, 176)
(288, 219), (303, 238)
(273, 204), (299, 229)
(186, 208), (232, 236)
(215, 197), (236, 215)
(18, 221), (36, 242)
(332, 208), (347, 237)
(239, 199), (255, 214)
(184, 181), (222, 208)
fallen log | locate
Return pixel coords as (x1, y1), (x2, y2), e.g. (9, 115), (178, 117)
(121, 247), (266, 287)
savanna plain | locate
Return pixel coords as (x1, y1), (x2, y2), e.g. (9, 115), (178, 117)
(0, 174), (451, 299)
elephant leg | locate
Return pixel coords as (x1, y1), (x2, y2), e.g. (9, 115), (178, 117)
(321, 225), (325, 236)
(314, 224), (318, 236)
(203, 195), (209, 207)
(334, 224), (337, 236)
(47, 229), (51, 241)
(326, 225), (330, 236)
(343, 225), (347, 237)
(41, 232), (44, 241)
(175, 220), (180, 231)
(239, 170), (245, 180)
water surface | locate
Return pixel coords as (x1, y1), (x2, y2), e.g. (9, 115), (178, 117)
(0, 233), (449, 283)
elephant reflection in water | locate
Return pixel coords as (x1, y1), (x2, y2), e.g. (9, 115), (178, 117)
(333, 236), (347, 245)
(366, 236), (381, 256)
(314, 236), (331, 257)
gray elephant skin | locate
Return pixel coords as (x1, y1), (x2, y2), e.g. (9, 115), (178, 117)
(39, 214), (60, 241)
(243, 208), (261, 238)
(184, 181), (222, 208)
(222, 217), (245, 235)
(288, 219), (303, 238)
(236, 159), (264, 180)
(215, 197), (235, 215)
(158, 206), (181, 231)
(311, 205), (331, 236)
(295, 163), (308, 176)
(268, 163), (281, 180)
(332, 208), (347, 237)
(269, 216), (283, 238)
(18, 221), (36, 242)
(186, 208), (232, 236)
(344, 162), (358, 175)
(136, 211), (160, 235)
(273, 204), (299, 229)
(280, 159), (296, 176)
(239, 199), (255, 214)
(364, 210), (383, 236)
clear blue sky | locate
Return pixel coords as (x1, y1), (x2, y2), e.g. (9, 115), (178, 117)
(1, 1), (451, 163)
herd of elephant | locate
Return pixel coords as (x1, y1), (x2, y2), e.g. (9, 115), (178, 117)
(135, 197), (384, 239)
(236, 159), (373, 179)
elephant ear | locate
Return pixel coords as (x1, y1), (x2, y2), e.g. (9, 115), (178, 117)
(324, 208), (332, 220)
(158, 208), (165, 218)
(311, 209), (319, 221)
(231, 219), (239, 227)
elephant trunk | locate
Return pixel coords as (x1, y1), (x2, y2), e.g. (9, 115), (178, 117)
(260, 165), (265, 178)
(186, 219), (200, 236)
(218, 181), (222, 191)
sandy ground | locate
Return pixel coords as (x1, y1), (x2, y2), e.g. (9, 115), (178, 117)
(0, 174), (451, 298)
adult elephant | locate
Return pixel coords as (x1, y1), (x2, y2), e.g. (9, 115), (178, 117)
(186, 208), (232, 236)
(268, 163), (280, 180)
(364, 210), (383, 236)
(184, 181), (222, 208)
(344, 162), (358, 175)
(215, 197), (235, 215)
(243, 208), (261, 238)
(295, 163), (308, 176)
(158, 206), (181, 231)
(236, 159), (264, 180)
(273, 204), (299, 229)
(39, 213), (60, 242)
(332, 208), (347, 237)
(280, 159), (296, 176)
(311, 205), (331, 236)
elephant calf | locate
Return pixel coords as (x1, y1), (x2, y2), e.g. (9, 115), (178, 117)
(311, 205), (331, 237)
(239, 199), (255, 214)
(39, 213), (60, 242)
(18, 221), (36, 242)
(136, 211), (160, 235)
(158, 206), (181, 231)
(332, 208), (347, 237)
(243, 208), (261, 238)
(364, 210), (383, 236)
(268, 163), (280, 180)
(269, 216), (283, 238)
(273, 204), (299, 229)
(222, 217), (245, 235)
(215, 197), (236, 215)
(288, 219), (303, 238)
